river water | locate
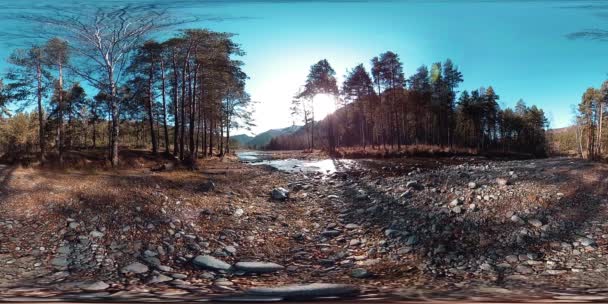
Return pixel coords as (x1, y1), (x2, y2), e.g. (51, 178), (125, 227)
(236, 151), (354, 174)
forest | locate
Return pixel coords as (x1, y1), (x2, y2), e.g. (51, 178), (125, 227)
(268, 54), (549, 157)
(0, 8), (253, 167)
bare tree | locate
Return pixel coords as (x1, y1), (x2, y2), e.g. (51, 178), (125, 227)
(30, 6), (180, 166)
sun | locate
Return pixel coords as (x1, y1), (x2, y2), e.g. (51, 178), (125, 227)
(312, 94), (337, 121)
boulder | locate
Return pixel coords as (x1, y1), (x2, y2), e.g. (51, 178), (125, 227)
(245, 283), (360, 300)
(271, 188), (289, 201)
(121, 262), (149, 274)
(234, 261), (284, 274)
(193, 255), (231, 271)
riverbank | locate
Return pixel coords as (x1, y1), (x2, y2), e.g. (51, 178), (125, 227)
(0, 152), (608, 301)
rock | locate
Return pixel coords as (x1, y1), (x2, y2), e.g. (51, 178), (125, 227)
(579, 237), (595, 247)
(452, 206), (462, 214)
(193, 255), (231, 271)
(505, 255), (518, 263)
(510, 215), (524, 224)
(200, 180), (216, 192)
(468, 204), (477, 211)
(148, 274), (173, 284)
(351, 268), (371, 278)
(515, 265), (534, 274)
(80, 281), (110, 291)
(349, 239), (361, 246)
(321, 230), (341, 238)
(345, 223), (359, 229)
(121, 262), (149, 274)
(406, 181), (422, 190)
(89, 230), (104, 238)
(449, 199), (460, 207)
(496, 178), (510, 186)
(233, 208), (244, 217)
(224, 246), (237, 256)
(245, 283), (360, 300)
(528, 219), (543, 228)
(271, 188), (289, 201)
(234, 261), (284, 274)
(405, 235), (418, 246)
(468, 182), (477, 189)
(51, 257), (69, 268)
(69, 222), (80, 229)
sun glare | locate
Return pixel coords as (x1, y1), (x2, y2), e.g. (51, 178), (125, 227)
(312, 94), (337, 121)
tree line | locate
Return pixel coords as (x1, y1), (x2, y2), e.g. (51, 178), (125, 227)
(270, 53), (548, 156)
(0, 7), (253, 166)
(568, 80), (608, 160)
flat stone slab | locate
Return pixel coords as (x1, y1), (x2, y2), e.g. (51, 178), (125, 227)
(233, 262), (284, 274)
(120, 262), (149, 274)
(245, 283), (359, 300)
(193, 255), (231, 271)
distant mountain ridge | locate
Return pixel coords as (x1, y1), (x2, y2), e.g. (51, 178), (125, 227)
(232, 125), (301, 149)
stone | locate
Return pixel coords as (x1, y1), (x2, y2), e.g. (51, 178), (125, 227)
(200, 181), (216, 192)
(505, 255), (518, 263)
(233, 208), (244, 217)
(193, 255), (231, 271)
(234, 261), (284, 274)
(579, 237), (595, 247)
(80, 281), (110, 292)
(406, 181), (422, 190)
(345, 223), (359, 229)
(121, 262), (149, 274)
(468, 182), (477, 189)
(510, 215), (524, 224)
(148, 274), (173, 284)
(271, 188), (289, 201)
(321, 230), (341, 238)
(89, 230), (104, 238)
(452, 206), (462, 214)
(224, 246), (237, 255)
(246, 283), (360, 300)
(51, 257), (69, 268)
(515, 265), (533, 274)
(351, 268), (371, 278)
(528, 219), (543, 228)
(449, 199), (460, 207)
(496, 178), (510, 186)
(349, 239), (361, 246)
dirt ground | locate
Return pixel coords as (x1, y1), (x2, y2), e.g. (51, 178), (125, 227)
(1, 151), (608, 302)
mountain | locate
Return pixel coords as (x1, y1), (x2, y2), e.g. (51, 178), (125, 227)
(234, 125), (301, 149)
(231, 134), (254, 147)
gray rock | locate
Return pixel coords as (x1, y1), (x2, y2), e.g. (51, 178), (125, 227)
(528, 219), (543, 228)
(148, 274), (173, 284)
(89, 230), (104, 238)
(345, 223), (359, 229)
(515, 265), (534, 274)
(224, 246), (237, 256)
(449, 199), (460, 207)
(200, 181), (216, 192)
(121, 262), (149, 274)
(510, 215), (524, 224)
(80, 281), (110, 291)
(51, 256), (69, 268)
(193, 255), (231, 271)
(246, 283), (360, 300)
(321, 230), (341, 238)
(351, 268), (371, 278)
(579, 237), (595, 247)
(234, 261), (284, 274)
(233, 208), (244, 217)
(406, 181), (422, 190)
(271, 188), (289, 201)
(496, 178), (510, 186)
(468, 182), (477, 189)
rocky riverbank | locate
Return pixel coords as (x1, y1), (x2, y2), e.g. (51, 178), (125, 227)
(0, 156), (608, 301)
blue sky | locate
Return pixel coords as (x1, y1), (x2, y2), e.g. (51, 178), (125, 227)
(1, 0), (608, 134)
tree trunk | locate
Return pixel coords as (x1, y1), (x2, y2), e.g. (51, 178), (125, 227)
(147, 59), (158, 155)
(36, 60), (45, 163)
(109, 70), (120, 167)
(160, 59), (170, 155)
(58, 62), (64, 166)
(171, 49), (180, 157)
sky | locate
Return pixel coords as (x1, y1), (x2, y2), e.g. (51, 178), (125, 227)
(1, 0), (608, 135)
